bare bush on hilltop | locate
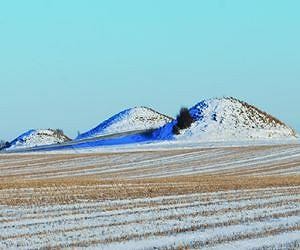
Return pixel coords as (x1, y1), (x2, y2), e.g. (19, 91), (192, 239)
(52, 129), (71, 141)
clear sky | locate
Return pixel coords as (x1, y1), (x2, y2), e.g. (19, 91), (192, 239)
(0, 0), (299, 140)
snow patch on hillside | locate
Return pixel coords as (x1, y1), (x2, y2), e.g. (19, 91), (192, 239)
(77, 107), (172, 140)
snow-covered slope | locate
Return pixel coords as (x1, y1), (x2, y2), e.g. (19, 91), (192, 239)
(77, 107), (173, 140)
(182, 97), (296, 140)
(8, 129), (70, 149)
(155, 97), (296, 141)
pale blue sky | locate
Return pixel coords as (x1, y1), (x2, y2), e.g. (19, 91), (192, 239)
(0, 0), (299, 140)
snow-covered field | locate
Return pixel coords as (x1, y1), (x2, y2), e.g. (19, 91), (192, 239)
(0, 143), (300, 249)
(1, 187), (299, 249)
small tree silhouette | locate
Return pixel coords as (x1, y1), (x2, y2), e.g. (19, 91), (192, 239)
(172, 107), (194, 135)
(54, 129), (64, 136)
(52, 129), (71, 141)
(0, 140), (10, 150)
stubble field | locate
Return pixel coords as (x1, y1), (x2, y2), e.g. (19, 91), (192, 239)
(0, 144), (299, 249)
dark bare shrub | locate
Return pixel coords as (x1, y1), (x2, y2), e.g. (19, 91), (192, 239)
(54, 129), (64, 136)
(173, 107), (195, 135)
(52, 129), (71, 141)
(0, 140), (10, 150)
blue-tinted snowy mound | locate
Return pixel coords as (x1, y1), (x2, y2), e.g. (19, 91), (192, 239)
(77, 107), (173, 140)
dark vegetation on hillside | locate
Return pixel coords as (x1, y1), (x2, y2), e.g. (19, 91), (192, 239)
(0, 140), (10, 150)
(172, 108), (195, 135)
(53, 129), (71, 141)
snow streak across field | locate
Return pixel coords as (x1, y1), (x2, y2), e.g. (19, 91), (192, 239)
(0, 144), (300, 249)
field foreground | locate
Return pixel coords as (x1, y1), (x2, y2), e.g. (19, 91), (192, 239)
(0, 144), (300, 249)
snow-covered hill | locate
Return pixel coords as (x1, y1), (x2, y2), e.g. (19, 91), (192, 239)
(154, 97), (296, 141)
(8, 129), (70, 149)
(4, 98), (296, 152)
(76, 107), (173, 140)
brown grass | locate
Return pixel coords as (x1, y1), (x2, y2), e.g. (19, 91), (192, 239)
(0, 174), (299, 206)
